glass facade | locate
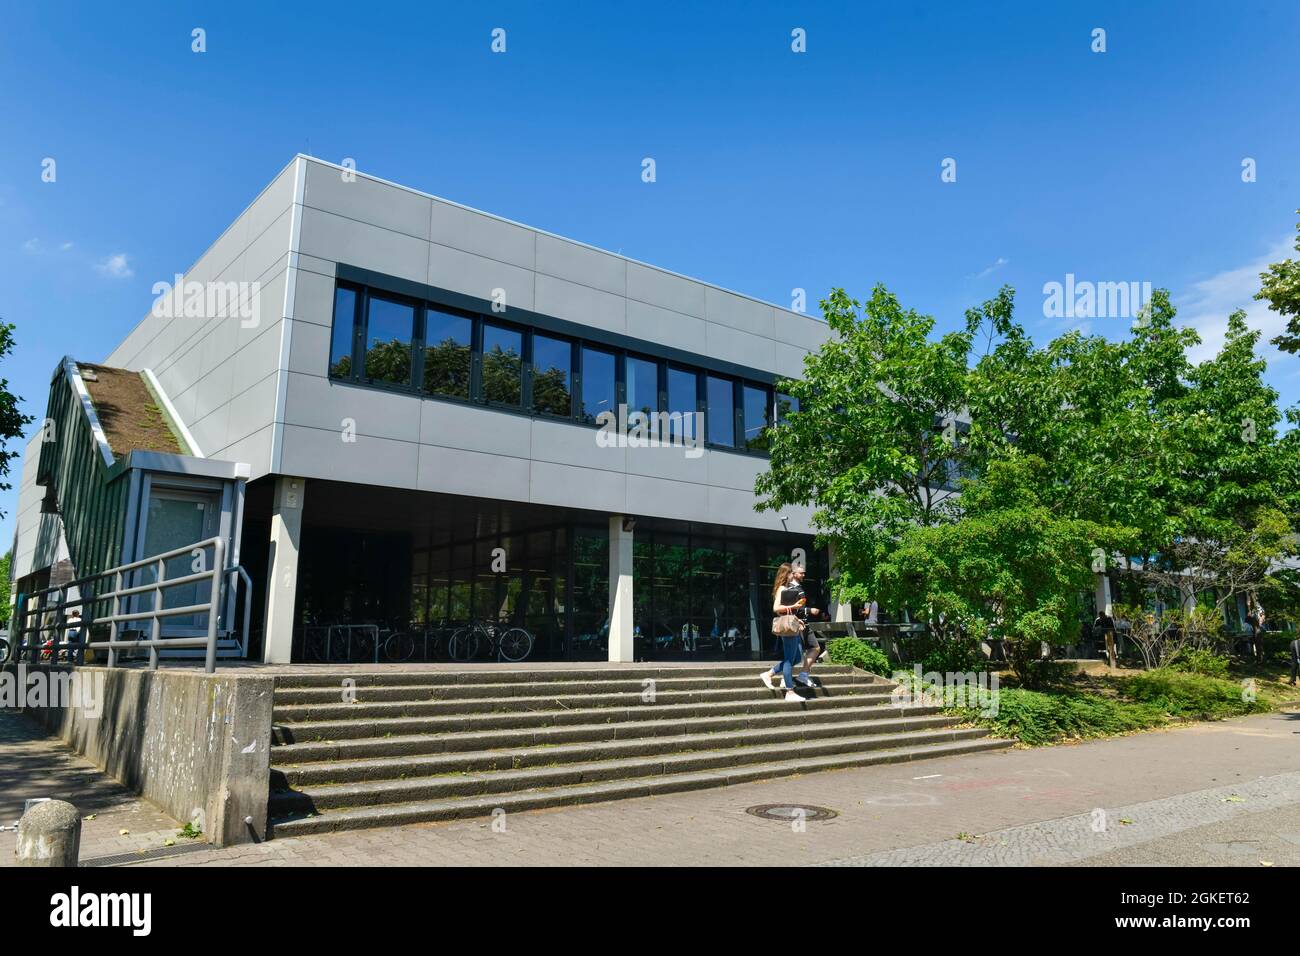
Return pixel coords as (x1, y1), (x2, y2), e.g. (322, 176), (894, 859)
(580, 346), (616, 423)
(285, 482), (824, 663)
(706, 375), (735, 446)
(531, 333), (572, 416)
(482, 322), (523, 406)
(326, 279), (781, 456)
(423, 306), (473, 398)
(364, 294), (417, 386)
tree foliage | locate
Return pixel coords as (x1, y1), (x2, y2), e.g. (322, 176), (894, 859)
(1259, 210), (1300, 354)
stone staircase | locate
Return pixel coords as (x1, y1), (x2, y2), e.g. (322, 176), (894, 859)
(267, 664), (1012, 836)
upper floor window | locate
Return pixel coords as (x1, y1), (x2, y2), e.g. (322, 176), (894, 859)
(364, 294), (417, 387)
(625, 355), (659, 423)
(423, 306), (472, 399)
(742, 383), (771, 451)
(580, 346), (616, 423)
(482, 322), (523, 406)
(328, 285), (358, 378)
(666, 365), (698, 442)
(706, 375), (735, 446)
(532, 332), (572, 416)
(326, 279), (788, 457)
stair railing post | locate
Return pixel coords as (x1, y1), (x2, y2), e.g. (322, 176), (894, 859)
(149, 557), (164, 671)
(205, 539), (224, 674)
(106, 570), (121, 669)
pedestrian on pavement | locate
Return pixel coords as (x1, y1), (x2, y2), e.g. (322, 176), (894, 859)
(760, 563), (807, 702)
(788, 564), (825, 689)
(1290, 635), (1299, 686)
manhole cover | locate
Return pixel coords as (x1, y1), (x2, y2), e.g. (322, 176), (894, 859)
(745, 804), (838, 822)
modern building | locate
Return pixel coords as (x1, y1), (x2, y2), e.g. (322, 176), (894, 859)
(10, 155), (843, 664)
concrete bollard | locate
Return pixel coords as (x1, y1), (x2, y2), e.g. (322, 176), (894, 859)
(15, 799), (81, 867)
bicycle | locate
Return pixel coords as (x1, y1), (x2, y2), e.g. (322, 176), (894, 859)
(447, 619), (534, 663)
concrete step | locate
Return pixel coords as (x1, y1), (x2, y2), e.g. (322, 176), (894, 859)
(272, 671), (878, 705)
(271, 713), (968, 786)
(272, 702), (948, 758)
(272, 690), (908, 743)
(272, 663), (864, 689)
(268, 735), (1014, 836)
(269, 726), (994, 814)
(272, 683), (897, 723)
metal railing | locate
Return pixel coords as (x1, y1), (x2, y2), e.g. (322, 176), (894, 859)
(13, 536), (244, 674)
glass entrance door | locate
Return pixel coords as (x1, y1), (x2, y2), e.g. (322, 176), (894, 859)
(142, 488), (220, 631)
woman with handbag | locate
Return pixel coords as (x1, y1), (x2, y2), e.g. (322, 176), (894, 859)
(760, 563), (810, 702)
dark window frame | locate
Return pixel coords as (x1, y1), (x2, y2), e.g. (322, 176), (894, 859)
(325, 278), (782, 459)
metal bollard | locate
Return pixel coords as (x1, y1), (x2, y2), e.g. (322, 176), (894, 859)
(15, 799), (81, 867)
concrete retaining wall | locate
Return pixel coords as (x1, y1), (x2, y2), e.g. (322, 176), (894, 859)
(5, 665), (273, 846)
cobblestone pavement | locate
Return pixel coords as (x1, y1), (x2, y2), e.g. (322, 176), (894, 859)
(3, 707), (1298, 866)
(818, 770), (1300, 865)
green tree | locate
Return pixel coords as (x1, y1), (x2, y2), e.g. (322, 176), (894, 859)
(874, 456), (1136, 687)
(1258, 210), (1300, 354)
(0, 323), (32, 515)
(755, 285), (973, 605)
(0, 549), (11, 627)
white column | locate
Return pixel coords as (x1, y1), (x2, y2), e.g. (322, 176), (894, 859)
(263, 476), (306, 664)
(607, 515), (634, 662)
(1094, 571), (1115, 668)
(1094, 571), (1112, 618)
(827, 541), (853, 623)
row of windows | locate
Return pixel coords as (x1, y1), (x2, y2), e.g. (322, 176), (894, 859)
(328, 282), (798, 453)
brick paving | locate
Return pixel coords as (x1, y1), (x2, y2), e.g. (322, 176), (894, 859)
(4, 707), (1298, 866)
(0, 709), (184, 864)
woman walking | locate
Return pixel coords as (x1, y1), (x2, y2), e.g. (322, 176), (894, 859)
(789, 564), (825, 687)
(760, 563), (821, 701)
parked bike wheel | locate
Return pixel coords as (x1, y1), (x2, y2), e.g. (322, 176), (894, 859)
(384, 631), (416, 662)
(447, 627), (480, 662)
(497, 627), (534, 663)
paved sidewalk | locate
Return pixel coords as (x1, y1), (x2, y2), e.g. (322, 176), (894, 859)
(0, 710), (183, 864)
(3, 707), (1298, 866)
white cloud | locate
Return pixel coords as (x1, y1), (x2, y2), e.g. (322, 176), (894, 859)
(974, 256), (1008, 279)
(60, 241), (73, 251)
(21, 238), (40, 253)
(95, 252), (134, 278)
(1174, 235), (1296, 366)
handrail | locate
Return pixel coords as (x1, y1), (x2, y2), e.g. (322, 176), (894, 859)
(14, 536), (231, 674)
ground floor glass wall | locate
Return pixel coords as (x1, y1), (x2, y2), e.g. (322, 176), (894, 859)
(275, 480), (822, 663)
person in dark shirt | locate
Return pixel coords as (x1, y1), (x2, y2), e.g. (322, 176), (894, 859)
(1290, 636), (1299, 686)
(760, 563), (809, 702)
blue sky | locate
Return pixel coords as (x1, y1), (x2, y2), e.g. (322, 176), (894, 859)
(2, 0), (1298, 544)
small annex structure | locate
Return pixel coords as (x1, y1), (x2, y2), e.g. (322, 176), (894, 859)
(10, 357), (250, 662)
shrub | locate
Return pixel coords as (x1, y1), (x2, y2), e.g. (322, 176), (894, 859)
(917, 637), (984, 674)
(826, 637), (891, 676)
(1118, 668), (1266, 720)
(961, 687), (1167, 745)
(1167, 647), (1231, 679)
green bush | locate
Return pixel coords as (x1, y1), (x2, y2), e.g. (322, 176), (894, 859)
(826, 637), (891, 676)
(1167, 647), (1231, 679)
(964, 687), (1167, 745)
(1118, 668), (1266, 720)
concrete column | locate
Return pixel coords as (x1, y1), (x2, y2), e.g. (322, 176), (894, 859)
(827, 541), (853, 624)
(263, 476), (306, 664)
(607, 516), (634, 662)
